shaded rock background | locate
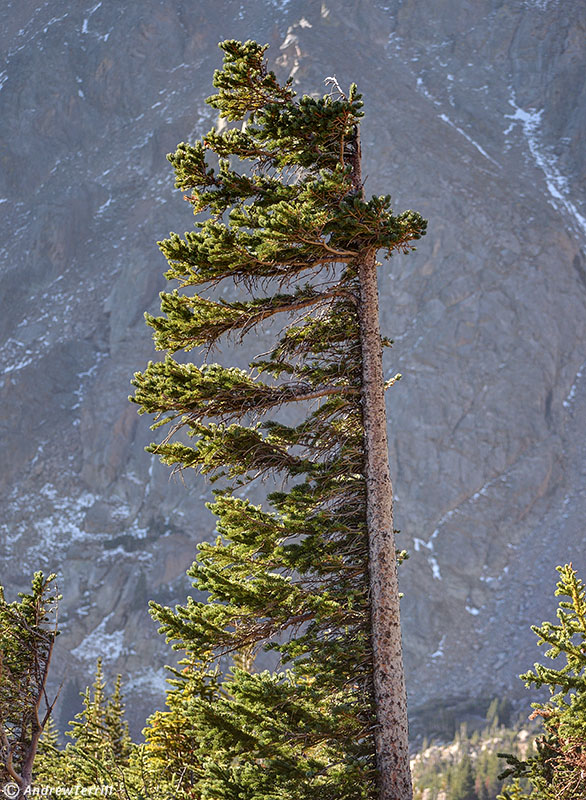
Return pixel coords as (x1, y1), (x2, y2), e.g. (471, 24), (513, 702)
(0, 0), (584, 737)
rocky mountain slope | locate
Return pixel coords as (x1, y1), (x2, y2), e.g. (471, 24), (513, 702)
(0, 0), (584, 734)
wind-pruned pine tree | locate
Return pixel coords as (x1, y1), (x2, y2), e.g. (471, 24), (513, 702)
(131, 39), (427, 800)
(498, 564), (586, 800)
(0, 572), (60, 799)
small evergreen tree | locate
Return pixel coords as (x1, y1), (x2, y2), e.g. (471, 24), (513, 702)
(105, 674), (132, 764)
(0, 572), (59, 798)
(143, 656), (222, 796)
(449, 753), (476, 800)
(132, 39), (426, 800)
(35, 660), (135, 797)
(498, 564), (586, 800)
(34, 716), (62, 782)
(68, 658), (108, 765)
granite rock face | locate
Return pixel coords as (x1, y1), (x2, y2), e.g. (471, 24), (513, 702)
(0, 0), (584, 734)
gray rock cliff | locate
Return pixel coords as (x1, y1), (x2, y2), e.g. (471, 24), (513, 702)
(0, 0), (584, 735)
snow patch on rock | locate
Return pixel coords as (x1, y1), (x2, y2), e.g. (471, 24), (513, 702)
(71, 612), (126, 664)
(505, 92), (586, 237)
(125, 667), (168, 696)
(563, 363), (584, 409)
(431, 635), (446, 659)
(439, 112), (501, 168)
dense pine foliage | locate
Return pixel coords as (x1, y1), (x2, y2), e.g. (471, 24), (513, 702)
(129, 39), (425, 799)
(498, 564), (586, 800)
(0, 572), (59, 796)
(11, 563), (581, 800)
(34, 660), (133, 793)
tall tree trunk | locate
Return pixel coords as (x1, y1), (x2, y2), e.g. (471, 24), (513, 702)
(351, 126), (413, 800)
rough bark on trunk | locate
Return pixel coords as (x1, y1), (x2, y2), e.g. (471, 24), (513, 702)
(18, 724), (41, 799)
(351, 126), (413, 800)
